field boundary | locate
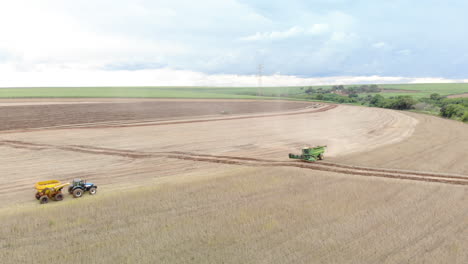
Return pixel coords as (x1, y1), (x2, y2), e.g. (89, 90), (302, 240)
(0, 104), (337, 134)
(1, 139), (467, 186)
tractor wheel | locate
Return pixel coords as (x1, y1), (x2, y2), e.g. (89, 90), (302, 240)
(39, 196), (49, 204)
(35, 192), (41, 200)
(89, 187), (97, 195)
(318, 154), (324, 160)
(72, 188), (83, 198)
(68, 187), (73, 194)
(54, 193), (64, 201)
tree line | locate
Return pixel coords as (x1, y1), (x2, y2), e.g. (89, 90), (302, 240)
(295, 86), (468, 123)
(303, 84), (381, 95)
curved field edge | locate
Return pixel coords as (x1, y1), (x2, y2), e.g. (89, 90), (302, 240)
(335, 110), (468, 175)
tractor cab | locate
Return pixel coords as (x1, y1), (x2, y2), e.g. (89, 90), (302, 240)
(72, 178), (94, 188)
(72, 178), (84, 187)
(69, 178), (98, 198)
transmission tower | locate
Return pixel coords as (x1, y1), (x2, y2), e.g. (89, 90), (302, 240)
(257, 64), (263, 96)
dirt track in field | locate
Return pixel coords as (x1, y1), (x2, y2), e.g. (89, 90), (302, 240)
(1, 139), (466, 186)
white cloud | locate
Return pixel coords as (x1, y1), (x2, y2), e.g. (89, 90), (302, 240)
(372, 42), (387, 48)
(0, 65), (465, 87)
(397, 49), (412, 56)
(240, 24), (329, 41)
(0, 0), (270, 71)
(0, 1), (464, 83)
(407, 77), (454, 84)
(309, 23), (330, 34)
(0, 0), (191, 68)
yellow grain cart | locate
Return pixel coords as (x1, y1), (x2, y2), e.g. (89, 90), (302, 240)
(34, 180), (69, 204)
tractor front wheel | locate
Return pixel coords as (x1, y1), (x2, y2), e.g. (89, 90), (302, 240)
(35, 192), (41, 200)
(73, 189), (83, 198)
(54, 193), (64, 201)
(89, 187), (97, 195)
(39, 196), (49, 204)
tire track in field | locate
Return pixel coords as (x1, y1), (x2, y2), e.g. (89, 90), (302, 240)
(0, 104), (337, 134)
(1, 139), (467, 186)
(69, 144), (468, 182)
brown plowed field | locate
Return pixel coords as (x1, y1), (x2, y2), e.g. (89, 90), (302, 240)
(0, 98), (316, 131)
(0, 99), (467, 264)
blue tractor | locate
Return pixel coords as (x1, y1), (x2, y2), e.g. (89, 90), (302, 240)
(68, 178), (98, 198)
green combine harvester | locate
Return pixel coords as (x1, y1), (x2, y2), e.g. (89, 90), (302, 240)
(289, 146), (326, 162)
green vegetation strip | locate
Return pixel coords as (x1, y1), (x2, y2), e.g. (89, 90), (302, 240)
(0, 87), (304, 99)
(1, 83), (467, 122)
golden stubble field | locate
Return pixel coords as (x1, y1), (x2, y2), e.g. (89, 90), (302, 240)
(0, 99), (466, 264)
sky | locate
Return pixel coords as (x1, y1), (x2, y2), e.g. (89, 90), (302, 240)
(1, 0), (468, 87)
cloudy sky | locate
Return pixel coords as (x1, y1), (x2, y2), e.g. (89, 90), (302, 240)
(1, 0), (467, 87)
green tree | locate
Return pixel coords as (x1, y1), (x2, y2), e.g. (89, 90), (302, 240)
(317, 88), (326, 94)
(440, 104), (465, 118)
(305, 88), (316, 94)
(369, 94), (385, 107)
(462, 111), (468, 122)
(369, 84), (380, 92)
(387, 96), (417, 110)
(429, 93), (442, 101)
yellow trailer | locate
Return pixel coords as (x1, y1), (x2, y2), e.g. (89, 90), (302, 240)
(34, 180), (69, 204)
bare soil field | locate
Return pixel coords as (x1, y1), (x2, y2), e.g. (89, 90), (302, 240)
(447, 92), (468, 98)
(0, 99), (466, 264)
(0, 99), (313, 131)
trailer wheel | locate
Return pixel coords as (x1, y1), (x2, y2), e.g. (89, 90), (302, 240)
(89, 187), (97, 195)
(39, 196), (49, 204)
(73, 189), (83, 198)
(54, 193), (64, 201)
(35, 192), (41, 200)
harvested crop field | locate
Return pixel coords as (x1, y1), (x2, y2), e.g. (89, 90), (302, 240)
(0, 99), (467, 264)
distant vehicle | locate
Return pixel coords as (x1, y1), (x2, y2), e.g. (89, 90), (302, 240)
(289, 146), (326, 162)
(68, 178), (98, 198)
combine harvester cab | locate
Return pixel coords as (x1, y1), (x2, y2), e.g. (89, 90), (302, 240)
(289, 146), (326, 162)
